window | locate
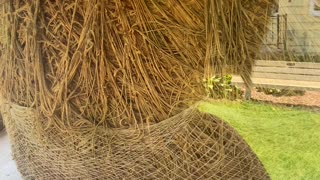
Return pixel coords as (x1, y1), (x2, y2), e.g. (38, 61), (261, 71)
(310, 0), (320, 16)
(271, 0), (279, 16)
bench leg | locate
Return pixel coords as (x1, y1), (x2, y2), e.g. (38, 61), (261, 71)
(245, 86), (252, 100)
(239, 61), (254, 100)
(240, 73), (252, 100)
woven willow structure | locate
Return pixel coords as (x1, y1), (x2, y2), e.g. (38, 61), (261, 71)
(1, 101), (270, 179)
(0, 0), (273, 127)
(0, 0), (273, 179)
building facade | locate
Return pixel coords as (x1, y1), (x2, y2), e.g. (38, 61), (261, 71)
(264, 0), (320, 57)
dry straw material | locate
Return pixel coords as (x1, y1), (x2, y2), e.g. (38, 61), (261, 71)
(1, 100), (270, 179)
(0, 0), (274, 179)
(0, 0), (273, 128)
(0, 116), (3, 131)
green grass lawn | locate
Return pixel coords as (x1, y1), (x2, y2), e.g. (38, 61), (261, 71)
(199, 101), (320, 180)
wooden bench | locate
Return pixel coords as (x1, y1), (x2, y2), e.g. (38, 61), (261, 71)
(232, 60), (320, 98)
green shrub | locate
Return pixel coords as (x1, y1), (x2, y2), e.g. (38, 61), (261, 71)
(203, 75), (243, 100)
(256, 87), (305, 97)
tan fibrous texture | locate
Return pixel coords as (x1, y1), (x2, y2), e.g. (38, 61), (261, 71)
(0, 1), (273, 179)
(1, 101), (270, 179)
(0, 0), (273, 128)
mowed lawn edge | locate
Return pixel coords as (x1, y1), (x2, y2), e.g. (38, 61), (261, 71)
(198, 101), (320, 180)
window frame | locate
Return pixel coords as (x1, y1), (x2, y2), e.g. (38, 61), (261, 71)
(310, 0), (320, 16)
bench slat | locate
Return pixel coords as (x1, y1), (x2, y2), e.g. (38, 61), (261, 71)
(254, 66), (320, 76)
(253, 72), (320, 82)
(255, 60), (320, 69)
(232, 76), (320, 91)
